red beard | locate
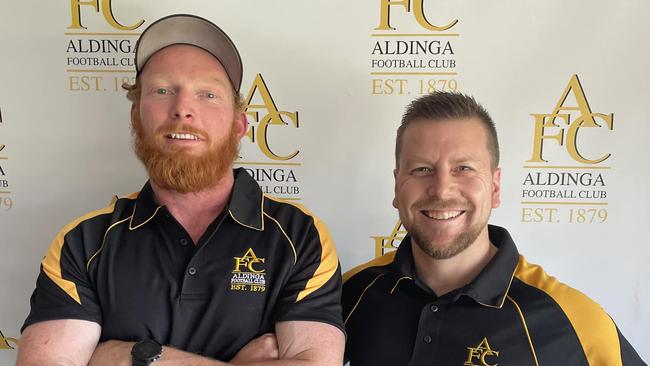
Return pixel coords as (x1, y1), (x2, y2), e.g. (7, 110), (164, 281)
(132, 115), (239, 194)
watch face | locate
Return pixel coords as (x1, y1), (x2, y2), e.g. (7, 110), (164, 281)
(132, 339), (162, 361)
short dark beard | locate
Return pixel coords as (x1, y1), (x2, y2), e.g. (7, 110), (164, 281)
(404, 197), (487, 260)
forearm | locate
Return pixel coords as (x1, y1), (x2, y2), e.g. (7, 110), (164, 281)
(89, 341), (230, 366)
(233, 356), (338, 366)
(16, 352), (89, 366)
(89, 341), (338, 366)
(155, 346), (230, 366)
(16, 320), (101, 366)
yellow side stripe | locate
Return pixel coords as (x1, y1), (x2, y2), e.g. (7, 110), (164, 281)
(42, 201), (119, 305)
(128, 204), (162, 230)
(297, 213), (338, 302)
(514, 256), (622, 366)
(345, 274), (385, 324)
(507, 295), (540, 366)
(390, 276), (412, 294)
(264, 212), (297, 264)
(86, 216), (132, 270)
(265, 197), (339, 303)
(87, 191), (140, 269)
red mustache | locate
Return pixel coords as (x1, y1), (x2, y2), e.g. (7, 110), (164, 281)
(155, 124), (208, 141)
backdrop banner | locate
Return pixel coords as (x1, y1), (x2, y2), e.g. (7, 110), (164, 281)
(1, 0), (648, 363)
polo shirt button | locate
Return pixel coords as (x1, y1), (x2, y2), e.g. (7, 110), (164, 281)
(188, 267), (197, 275)
(423, 335), (432, 344)
(430, 305), (439, 313)
(179, 238), (188, 246)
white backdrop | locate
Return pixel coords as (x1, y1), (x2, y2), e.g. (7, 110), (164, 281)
(1, 0), (648, 363)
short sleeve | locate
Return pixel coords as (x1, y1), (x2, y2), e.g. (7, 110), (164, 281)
(272, 214), (344, 333)
(22, 219), (103, 332)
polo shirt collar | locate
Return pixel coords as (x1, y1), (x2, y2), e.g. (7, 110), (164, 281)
(131, 168), (263, 230)
(391, 225), (519, 308)
(227, 168), (264, 230)
(460, 225), (519, 307)
(131, 181), (163, 229)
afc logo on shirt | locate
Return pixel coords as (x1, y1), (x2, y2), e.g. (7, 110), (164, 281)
(231, 248), (267, 292)
(464, 337), (500, 366)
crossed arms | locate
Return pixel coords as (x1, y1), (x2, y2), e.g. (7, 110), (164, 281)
(17, 318), (344, 366)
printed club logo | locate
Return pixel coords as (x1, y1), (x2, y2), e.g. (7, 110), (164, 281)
(65, 0), (143, 93)
(527, 74), (613, 165)
(370, 219), (406, 258)
(0, 107), (12, 213)
(370, 0), (461, 97)
(375, 0), (458, 31)
(521, 74), (613, 225)
(0, 329), (18, 350)
(237, 74), (302, 200)
(68, 0), (144, 30)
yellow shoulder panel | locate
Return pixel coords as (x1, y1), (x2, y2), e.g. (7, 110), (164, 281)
(343, 251), (397, 284)
(264, 197), (339, 302)
(514, 255), (622, 366)
(41, 195), (131, 305)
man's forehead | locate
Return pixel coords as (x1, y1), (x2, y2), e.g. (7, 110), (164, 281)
(405, 117), (487, 139)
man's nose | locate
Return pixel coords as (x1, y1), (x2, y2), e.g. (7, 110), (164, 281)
(171, 92), (195, 121)
(426, 171), (455, 199)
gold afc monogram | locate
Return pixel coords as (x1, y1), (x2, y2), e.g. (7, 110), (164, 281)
(464, 337), (499, 366)
(528, 74), (614, 164)
(67, 0), (144, 30)
(242, 73), (299, 161)
(233, 248), (266, 273)
(375, 0), (458, 31)
(371, 220), (407, 258)
(0, 330), (18, 350)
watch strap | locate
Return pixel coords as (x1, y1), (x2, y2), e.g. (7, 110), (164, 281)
(132, 358), (150, 366)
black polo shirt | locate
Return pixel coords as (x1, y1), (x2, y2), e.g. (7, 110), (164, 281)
(343, 225), (645, 366)
(23, 168), (343, 360)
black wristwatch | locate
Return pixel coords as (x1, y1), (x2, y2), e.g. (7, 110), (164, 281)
(131, 339), (163, 366)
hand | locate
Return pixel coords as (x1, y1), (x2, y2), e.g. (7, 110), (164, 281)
(88, 339), (135, 366)
(230, 333), (279, 365)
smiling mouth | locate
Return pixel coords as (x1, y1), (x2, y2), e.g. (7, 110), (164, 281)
(166, 133), (201, 141)
(421, 210), (464, 220)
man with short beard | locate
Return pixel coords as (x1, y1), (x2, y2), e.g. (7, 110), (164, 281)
(342, 92), (645, 365)
(17, 14), (344, 366)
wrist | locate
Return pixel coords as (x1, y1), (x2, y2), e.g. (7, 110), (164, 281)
(131, 339), (163, 366)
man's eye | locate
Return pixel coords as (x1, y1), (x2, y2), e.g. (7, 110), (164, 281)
(155, 88), (168, 95)
(413, 167), (432, 174)
(205, 92), (216, 99)
(457, 166), (472, 171)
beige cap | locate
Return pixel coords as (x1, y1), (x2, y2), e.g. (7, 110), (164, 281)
(135, 14), (243, 92)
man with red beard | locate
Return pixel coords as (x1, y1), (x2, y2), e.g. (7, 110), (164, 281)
(17, 14), (344, 366)
(342, 92), (645, 365)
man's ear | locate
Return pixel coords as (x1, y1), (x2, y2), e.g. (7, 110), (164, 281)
(235, 111), (248, 139)
(392, 168), (399, 209)
(491, 167), (501, 208)
(130, 103), (139, 129)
